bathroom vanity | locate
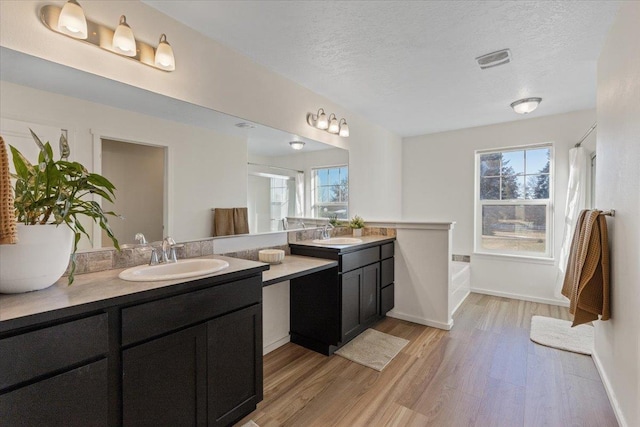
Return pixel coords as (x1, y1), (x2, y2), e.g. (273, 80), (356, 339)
(0, 257), (268, 427)
(288, 236), (396, 355)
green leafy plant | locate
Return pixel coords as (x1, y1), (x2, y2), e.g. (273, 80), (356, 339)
(328, 214), (342, 227)
(349, 215), (365, 229)
(10, 129), (120, 283)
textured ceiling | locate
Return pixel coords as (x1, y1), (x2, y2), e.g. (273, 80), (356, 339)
(143, 0), (620, 137)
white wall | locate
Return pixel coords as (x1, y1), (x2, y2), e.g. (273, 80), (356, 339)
(402, 110), (596, 304)
(0, 0), (402, 222)
(593, 3), (640, 426)
(0, 81), (247, 248)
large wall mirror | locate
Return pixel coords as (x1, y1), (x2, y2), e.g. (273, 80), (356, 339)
(0, 47), (348, 249)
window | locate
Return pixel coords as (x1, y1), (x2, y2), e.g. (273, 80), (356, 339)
(312, 166), (348, 219)
(475, 145), (553, 258)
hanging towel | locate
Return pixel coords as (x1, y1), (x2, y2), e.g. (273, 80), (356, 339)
(213, 207), (250, 236)
(0, 136), (18, 245)
(561, 209), (610, 327)
(233, 207), (249, 235)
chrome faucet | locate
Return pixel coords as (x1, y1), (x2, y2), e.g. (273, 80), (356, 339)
(161, 237), (178, 263)
(134, 233), (147, 245)
(321, 223), (334, 240)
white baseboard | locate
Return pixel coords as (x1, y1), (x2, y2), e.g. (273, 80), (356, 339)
(387, 310), (453, 330)
(263, 335), (290, 355)
(592, 349), (629, 427)
(451, 289), (471, 316)
(470, 287), (570, 307)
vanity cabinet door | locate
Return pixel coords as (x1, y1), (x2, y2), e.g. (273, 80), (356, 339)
(0, 359), (108, 427)
(361, 263), (380, 326)
(208, 304), (262, 427)
(122, 324), (208, 427)
(341, 268), (363, 342)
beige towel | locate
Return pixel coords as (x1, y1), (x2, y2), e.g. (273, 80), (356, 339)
(213, 207), (250, 236)
(233, 207), (249, 235)
(561, 209), (610, 327)
(0, 136), (18, 244)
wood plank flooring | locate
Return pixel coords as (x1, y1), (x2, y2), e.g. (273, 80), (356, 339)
(236, 293), (617, 426)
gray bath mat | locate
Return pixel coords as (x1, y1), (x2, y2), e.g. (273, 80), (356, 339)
(530, 315), (593, 355)
(335, 329), (409, 371)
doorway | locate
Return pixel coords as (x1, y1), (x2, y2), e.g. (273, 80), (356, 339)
(101, 139), (166, 246)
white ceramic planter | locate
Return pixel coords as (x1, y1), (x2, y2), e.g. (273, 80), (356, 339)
(0, 224), (73, 294)
(352, 228), (363, 237)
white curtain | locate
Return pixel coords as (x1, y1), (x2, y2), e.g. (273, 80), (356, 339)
(295, 172), (304, 217)
(555, 146), (590, 298)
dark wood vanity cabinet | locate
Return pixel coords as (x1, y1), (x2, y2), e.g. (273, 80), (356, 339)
(289, 238), (395, 355)
(0, 267), (266, 427)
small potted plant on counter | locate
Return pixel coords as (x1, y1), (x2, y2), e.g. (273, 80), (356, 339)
(0, 130), (120, 293)
(349, 214), (365, 237)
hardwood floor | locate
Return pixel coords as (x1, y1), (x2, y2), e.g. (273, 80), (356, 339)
(236, 293), (618, 426)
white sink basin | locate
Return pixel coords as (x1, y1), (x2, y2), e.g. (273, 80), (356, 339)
(312, 237), (363, 245)
(119, 259), (230, 282)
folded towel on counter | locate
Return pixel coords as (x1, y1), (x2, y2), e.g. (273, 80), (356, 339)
(213, 207), (249, 236)
(0, 136), (18, 245)
(561, 209), (610, 327)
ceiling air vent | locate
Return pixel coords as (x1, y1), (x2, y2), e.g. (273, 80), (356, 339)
(476, 49), (511, 70)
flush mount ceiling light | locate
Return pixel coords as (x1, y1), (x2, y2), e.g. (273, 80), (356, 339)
(289, 141), (305, 150)
(306, 108), (349, 137)
(235, 122), (256, 129)
(510, 97), (542, 114)
(57, 0), (87, 39)
(40, 3), (176, 72)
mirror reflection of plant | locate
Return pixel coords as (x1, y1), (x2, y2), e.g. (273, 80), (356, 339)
(10, 129), (120, 283)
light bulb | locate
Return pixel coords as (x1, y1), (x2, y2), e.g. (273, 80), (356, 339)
(57, 0), (88, 39)
(112, 15), (136, 57)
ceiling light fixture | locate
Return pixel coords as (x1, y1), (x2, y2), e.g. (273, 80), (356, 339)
(112, 15), (136, 56)
(510, 97), (542, 114)
(306, 108), (349, 137)
(57, 0), (87, 39)
(289, 141), (305, 150)
(40, 3), (176, 72)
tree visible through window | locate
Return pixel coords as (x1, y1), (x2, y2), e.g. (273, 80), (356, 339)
(476, 145), (553, 257)
(312, 166), (348, 219)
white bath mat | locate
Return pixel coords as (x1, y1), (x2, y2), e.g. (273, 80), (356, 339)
(335, 329), (409, 371)
(530, 315), (593, 355)
(241, 421), (259, 427)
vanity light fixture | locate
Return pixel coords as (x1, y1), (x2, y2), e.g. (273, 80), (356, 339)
(40, 3), (176, 72)
(112, 15), (136, 56)
(289, 141), (305, 150)
(154, 34), (175, 71)
(57, 0), (87, 39)
(327, 114), (340, 134)
(338, 119), (350, 137)
(306, 108), (350, 137)
(510, 97), (542, 114)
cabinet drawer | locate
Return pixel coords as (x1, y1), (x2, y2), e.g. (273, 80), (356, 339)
(0, 358), (108, 426)
(0, 314), (108, 390)
(341, 247), (379, 272)
(380, 284), (395, 315)
(381, 258), (394, 287)
(381, 242), (394, 259)
(122, 275), (262, 346)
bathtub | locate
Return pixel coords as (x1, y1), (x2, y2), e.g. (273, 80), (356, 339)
(450, 261), (471, 315)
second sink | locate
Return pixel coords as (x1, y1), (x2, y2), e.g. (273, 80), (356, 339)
(119, 259), (230, 282)
(312, 237), (363, 245)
